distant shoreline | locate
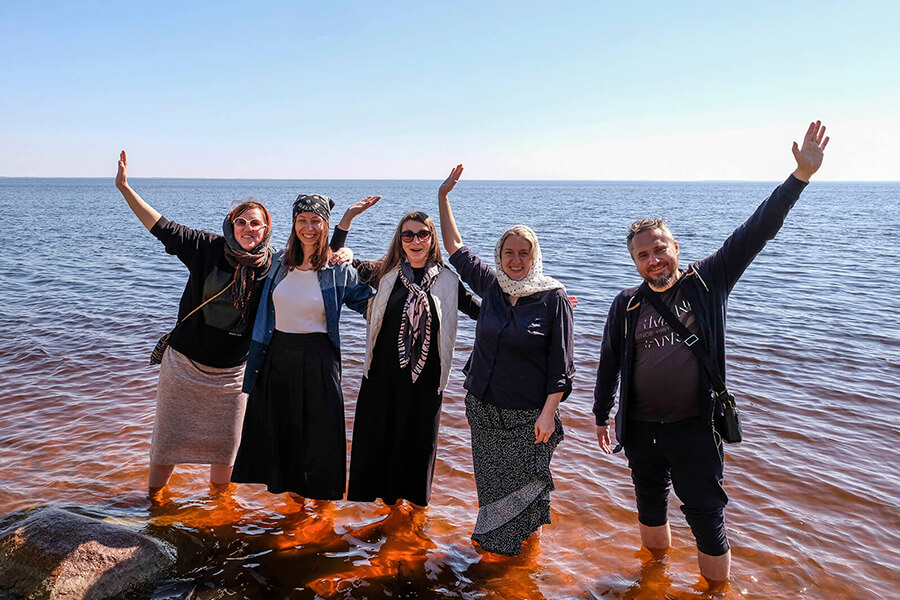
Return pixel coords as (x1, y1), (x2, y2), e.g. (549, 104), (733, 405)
(1, 176), (897, 184)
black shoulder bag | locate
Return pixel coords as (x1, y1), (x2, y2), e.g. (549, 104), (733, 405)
(640, 283), (743, 443)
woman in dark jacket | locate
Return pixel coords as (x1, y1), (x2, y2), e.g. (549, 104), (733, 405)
(436, 164), (575, 556)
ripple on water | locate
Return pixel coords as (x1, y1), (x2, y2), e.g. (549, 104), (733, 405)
(1, 178), (899, 598)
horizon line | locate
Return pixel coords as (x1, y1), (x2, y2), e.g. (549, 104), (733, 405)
(1, 176), (896, 184)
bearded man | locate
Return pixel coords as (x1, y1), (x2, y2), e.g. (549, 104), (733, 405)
(593, 121), (829, 587)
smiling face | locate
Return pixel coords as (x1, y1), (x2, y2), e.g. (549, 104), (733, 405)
(400, 219), (434, 268)
(293, 211), (327, 251)
(232, 206), (268, 251)
(629, 227), (681, 291)
(500, 234), (534, 281)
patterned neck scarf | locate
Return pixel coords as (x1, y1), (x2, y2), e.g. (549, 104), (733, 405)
(494, 225), (563, 297)
(397, 258), (442, 382)
(222, 216), (273, 321)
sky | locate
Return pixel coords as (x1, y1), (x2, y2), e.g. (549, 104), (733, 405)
(1, 1), (897, 180)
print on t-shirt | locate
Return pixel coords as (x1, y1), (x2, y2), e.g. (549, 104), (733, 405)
(631, 287), (702, 421)
(635, 296), (693, 348)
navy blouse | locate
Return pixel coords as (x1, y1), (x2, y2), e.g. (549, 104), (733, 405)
(449, 246), (574, 411)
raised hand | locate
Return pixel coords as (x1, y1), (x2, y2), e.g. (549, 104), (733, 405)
(437, 164), (465, 255)
(346, 195), (381, 219)
(116, 150), (129, 190)
(114, 149), (161, 231)
(337, 195), (381, 231)
(792, 120), (829, 182)
(439, 164), (464, 198)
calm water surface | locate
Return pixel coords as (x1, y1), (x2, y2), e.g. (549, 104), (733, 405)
(0, 177), (898, 599)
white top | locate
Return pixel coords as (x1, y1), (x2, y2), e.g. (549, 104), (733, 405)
(272, 268), (327, 334)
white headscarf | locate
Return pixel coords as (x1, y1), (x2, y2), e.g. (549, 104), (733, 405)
(494, 225), (564, 297)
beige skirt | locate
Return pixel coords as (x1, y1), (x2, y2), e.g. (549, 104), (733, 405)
(149, 346), (247, 466)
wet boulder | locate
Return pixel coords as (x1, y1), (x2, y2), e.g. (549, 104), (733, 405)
(0, 505), (175, 600)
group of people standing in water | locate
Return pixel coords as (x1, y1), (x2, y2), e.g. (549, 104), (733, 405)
(115, 120), (829, 586)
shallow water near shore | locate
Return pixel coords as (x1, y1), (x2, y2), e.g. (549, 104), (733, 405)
(1, 176), (898, 599)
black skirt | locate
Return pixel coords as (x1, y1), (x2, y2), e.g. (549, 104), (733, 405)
(232, 331), (346, 500)
(347, 277), (443, 507)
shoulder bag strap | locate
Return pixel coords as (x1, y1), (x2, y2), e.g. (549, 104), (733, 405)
(639, 282), (729, 399)
(176, 279), (233, 326)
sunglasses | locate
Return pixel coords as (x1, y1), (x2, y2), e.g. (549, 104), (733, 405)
(400, 229), (432, 243)
(234, 217), (267, 230)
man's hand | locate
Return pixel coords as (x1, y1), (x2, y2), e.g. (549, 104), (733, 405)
(792, 120), (829, 182)
(596, 425), (612, 454)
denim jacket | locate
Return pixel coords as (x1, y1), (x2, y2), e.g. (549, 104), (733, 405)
(243, 250), (374, 393)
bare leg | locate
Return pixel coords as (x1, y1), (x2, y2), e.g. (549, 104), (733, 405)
(148, 463), (175, 491)
(639, 522), (671, 558)
(698, 549), (731, 590)
(209, 464), (233, 486)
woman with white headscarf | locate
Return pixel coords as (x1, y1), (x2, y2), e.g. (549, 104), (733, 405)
(437, 164), (575, 556)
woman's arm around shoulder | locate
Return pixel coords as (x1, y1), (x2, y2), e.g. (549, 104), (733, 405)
(457, 280), (481, 320)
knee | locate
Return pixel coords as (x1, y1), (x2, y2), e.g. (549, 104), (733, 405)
(682, 506), (729, 556)
(632, 476), (670, 527)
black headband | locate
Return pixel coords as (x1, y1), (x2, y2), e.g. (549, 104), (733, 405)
(292, 194), (334, 222)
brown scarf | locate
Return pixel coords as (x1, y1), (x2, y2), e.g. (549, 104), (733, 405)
(222, 216), (273, 321)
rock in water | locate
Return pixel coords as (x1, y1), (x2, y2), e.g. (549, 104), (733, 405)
(0, 505), (176, 599)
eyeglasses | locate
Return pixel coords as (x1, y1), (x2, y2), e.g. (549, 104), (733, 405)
(234, 217), (267, 230)
(400, 230), (432, 243)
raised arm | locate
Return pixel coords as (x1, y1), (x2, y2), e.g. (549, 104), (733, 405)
(699, 120), (830, 292)
(336, 195), (382, 232)
(330, 196), (381, 265)
(792, 120), (829, 182)
(437, 164), (464, 256)
(115, 150), (161, 231)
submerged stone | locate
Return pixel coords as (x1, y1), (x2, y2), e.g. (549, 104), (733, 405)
(0, 505), (175, 600)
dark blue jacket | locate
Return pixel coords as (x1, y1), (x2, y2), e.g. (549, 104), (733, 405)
(450, 246), (575, 410)
(592, 174), (808, 450)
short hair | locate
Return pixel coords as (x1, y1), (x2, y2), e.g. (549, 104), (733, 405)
(626, 218), (671, 251)
(227, 198), (272, 230)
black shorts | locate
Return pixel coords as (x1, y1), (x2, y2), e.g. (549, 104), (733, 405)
(624, 418), (730, 556)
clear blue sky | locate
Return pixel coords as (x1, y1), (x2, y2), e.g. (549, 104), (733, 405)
(1, 1), (897, 180)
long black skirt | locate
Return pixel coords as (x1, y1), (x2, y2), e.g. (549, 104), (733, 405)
(346, 342), (442, 506)
(231, 331), (346, 500)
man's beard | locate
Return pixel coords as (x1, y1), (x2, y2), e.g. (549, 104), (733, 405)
(645, 269), (678, 289)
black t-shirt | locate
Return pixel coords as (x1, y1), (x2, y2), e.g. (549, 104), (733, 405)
(631, 281), (702, 422)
